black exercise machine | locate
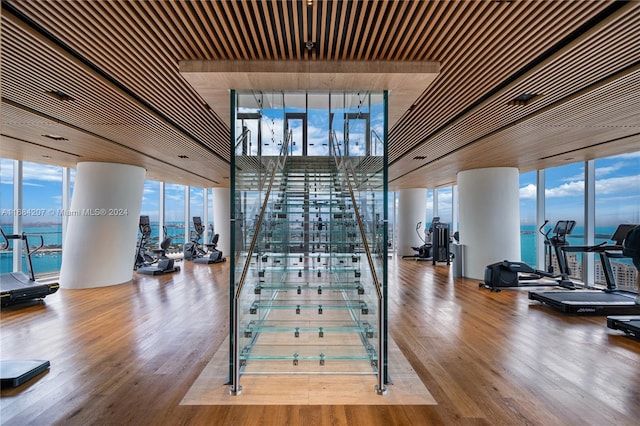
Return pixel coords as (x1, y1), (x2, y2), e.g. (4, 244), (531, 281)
(134, 216), (180, 275)
(606, 316), (640, 340)
(1, 227), (59, 307)
(481, 220), (576, 292)
(528, 223), (640, 315)
(184, 217), (226, 264)
(402, 217), (452, 264)
(607, 225), (640, 339)
(402, 220), (433, 261)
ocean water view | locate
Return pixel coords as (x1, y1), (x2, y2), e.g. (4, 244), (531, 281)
(1, 222), (633, 277)
(0, 222), (189, 275)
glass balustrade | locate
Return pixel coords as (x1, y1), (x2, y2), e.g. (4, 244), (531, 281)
(230, 91), (388, 395)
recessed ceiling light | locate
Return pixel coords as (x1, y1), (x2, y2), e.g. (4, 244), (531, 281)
(46, 90), (75, 101)
(508, 93), (543, 106)
(42, 134), (68, 141)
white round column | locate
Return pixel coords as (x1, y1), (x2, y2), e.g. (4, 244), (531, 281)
(212, 187), (230, 257)
(457, 167), (520, 279)
(397, 188), (427, 257)
(60, 162), (145, 289)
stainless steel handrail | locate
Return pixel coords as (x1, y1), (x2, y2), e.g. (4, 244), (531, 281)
(330, 131), (386, 395)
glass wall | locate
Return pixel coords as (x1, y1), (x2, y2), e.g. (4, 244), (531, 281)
(140, 180), (161, 248)
(544, 163), (585, 281)
(519, 171), (537, 266)
(594, 152), (640, 290)
(425, 189), (434, 227)
(0, 159), (14, 274)
(436, 186), (453, 226)
(165, 183), (186, 248)
(21, 162), (63, 275)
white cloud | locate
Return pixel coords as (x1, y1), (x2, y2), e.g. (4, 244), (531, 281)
(595, 162), (624, 178)
(1, 160), (64, 184)
(23, 162), (64, 182)
(545, 180), (585, 198)
(520, 183), (537, 199)
(595, 174), (640, 195)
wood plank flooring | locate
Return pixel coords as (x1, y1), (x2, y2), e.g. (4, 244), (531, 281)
(1, 257), (639, 425)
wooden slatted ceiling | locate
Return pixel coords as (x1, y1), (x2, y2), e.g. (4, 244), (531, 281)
(0, 13), (228, 188)
(390, 4), (640, 188)
(392, 69), (640, 189)
(1, 0), (638, 191)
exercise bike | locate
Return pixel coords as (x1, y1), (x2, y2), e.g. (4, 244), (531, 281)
(184, 217), (226, 264)
(134, 216), (180, 275)
(481, 220), (576, 292)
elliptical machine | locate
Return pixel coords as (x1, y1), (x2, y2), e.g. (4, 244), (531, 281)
(134, 216), (180, 275)
(184, 217), (226, 264)
(481, 220), (576, 292)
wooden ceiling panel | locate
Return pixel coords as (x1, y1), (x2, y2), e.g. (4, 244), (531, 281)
(2, 0), (638, 191)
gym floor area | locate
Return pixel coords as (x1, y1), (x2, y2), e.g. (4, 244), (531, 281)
(1, 257), (639, 425)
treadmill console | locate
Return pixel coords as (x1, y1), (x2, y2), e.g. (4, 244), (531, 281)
(611, 224), (638, 246)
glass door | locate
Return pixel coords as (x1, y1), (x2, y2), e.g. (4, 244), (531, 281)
(285, 113), (307, 156)
(345, 113), (370, 157)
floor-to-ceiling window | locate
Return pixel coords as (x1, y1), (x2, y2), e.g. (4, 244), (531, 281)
(544, 162), (585, 281)
(140, 180), (161, 248)
(519, 170), (537, 267)
(594, 152), (640, 291)
(190, 186), (205, 243)
(21, 162), (63, 276)
(165, 183), (186, 248)
(436, 186), (453, 227)
(0, 159), (14, 274)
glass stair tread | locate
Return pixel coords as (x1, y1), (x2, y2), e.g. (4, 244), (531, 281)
(240, 344), (377, 360)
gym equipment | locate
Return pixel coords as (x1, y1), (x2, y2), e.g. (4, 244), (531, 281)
(481, 220), (576, 292)
(185, 217), (226, 264)
(402, 217), (452, 264)
(134, 216), (180, 275)
(0, 359), (50, 388)
(402, 220), (432, 261)
(528, 224), (640, 315)
(431, 220), (452, 265)
(607, 316), (640, 340)
(1, 227), (59, 307)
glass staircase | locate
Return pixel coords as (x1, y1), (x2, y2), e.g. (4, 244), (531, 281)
(230, 91), (387, 396)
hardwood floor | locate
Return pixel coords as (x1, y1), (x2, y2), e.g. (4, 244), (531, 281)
(1, 257), (639, 425)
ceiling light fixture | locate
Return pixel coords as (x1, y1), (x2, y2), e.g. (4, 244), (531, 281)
(46, 90), (75, 101)
(508, 93), (543, 106)
(42, 134), (68, 141)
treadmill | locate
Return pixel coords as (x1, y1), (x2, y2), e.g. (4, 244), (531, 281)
(1, 227), (59, 307)
(607, 316), (640, 340)
(528, 224), (640, 315)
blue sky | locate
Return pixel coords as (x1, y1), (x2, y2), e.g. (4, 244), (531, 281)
(2, 151), (639, 227)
